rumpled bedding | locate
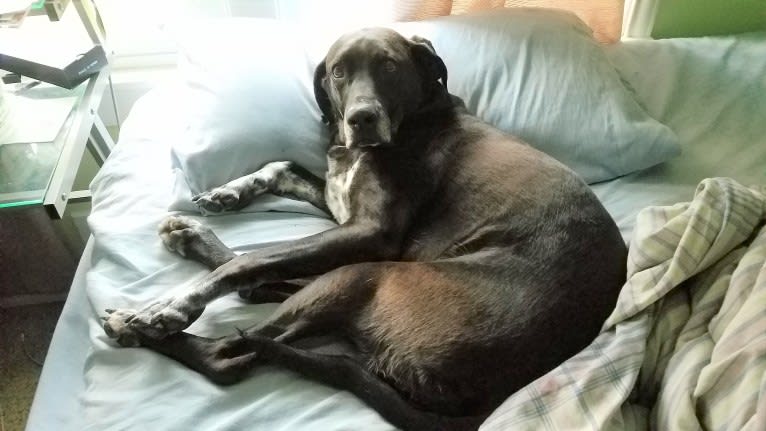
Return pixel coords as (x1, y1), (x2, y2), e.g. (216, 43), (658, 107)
(482, 177), (766, 430)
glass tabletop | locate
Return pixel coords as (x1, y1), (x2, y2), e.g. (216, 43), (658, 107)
(0, 79), (86, 208)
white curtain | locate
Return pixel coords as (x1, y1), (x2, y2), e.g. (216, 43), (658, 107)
(96, 0), (276, 67)
(96, 0), (625, 68)
(622, 0), (659, 38)
(96, 0), (452, 68)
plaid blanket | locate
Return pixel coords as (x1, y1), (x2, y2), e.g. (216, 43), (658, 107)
(481, 178), (766, 431)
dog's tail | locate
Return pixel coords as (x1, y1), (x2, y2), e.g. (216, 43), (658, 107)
(310, 353), (488, 431)
(246, 333), (487, 430)
(426, 414), (487, 431)
(372, 388), (487, 431)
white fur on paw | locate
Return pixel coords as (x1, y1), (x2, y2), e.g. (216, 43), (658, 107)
(158, 215), (204, 256)
(192, 185), (242, 214)
(127, 298), (194, 338)
(102, 308), (141, 347)
(191, 162), (291, 215)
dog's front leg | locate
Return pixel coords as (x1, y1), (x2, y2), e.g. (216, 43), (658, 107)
(193, 161), (328, 214)
(121, 221), (401, 338)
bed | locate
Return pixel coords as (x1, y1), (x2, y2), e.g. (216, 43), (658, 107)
(26, 9), (766, 431)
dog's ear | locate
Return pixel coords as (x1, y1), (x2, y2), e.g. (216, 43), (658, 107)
(313, 59), (334, 125)
(409, 35), (448, 91)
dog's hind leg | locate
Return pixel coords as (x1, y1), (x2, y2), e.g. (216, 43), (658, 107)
(103, 262), (486, 429)
(102, 322), (480, 430)
(105, 274), (483, 431)
(158, 332), (481, 430)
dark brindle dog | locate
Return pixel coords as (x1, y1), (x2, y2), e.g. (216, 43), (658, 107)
(103, 28), (627, 430)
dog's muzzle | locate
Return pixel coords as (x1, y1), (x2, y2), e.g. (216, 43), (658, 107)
(344, 100), (392, 148)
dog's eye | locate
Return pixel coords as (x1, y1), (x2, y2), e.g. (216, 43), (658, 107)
(332, 65), (345, 79)
(383, 60), (397, 73)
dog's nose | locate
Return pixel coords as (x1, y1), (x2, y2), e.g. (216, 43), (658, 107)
(347, 107), (378, 130)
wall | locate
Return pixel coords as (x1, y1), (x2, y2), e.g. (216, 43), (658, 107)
(652, 0), (766, 38)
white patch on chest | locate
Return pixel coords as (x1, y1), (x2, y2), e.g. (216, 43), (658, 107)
(326, 156), (363, 224)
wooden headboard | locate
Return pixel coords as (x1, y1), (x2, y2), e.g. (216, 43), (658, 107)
(395, 0), (624, 43)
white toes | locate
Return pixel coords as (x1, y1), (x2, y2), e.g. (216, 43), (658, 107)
(192, 186), (242, 214)
(102, 308), (141, 347)
(158, 216), (207, 256)
(158, 215), (200, 234)
(168, 230), (188, 256)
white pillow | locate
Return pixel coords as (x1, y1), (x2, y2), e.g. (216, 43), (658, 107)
(166, 18), (329, 214)
(168, 9), (680, 214)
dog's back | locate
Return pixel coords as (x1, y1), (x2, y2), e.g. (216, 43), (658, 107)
(325, 108), (627, 415)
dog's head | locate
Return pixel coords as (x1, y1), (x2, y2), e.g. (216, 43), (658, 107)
(314, 28), (448, 149)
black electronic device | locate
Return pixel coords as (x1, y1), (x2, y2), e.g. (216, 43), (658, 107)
(0, 44), (106, 89)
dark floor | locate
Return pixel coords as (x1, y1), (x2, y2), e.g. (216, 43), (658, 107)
(0, 302), (64, 431)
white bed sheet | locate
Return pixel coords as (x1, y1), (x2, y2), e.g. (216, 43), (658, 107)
(28, 82), (393, 431)
(27, 33), (766, 430)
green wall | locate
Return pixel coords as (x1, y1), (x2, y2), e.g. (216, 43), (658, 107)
(652, 0), (766, 38)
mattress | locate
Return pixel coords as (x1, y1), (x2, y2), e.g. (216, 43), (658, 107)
(26, 33), (766, 430)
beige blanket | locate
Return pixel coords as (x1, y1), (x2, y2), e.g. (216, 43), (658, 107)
(482, 178), (766, 430)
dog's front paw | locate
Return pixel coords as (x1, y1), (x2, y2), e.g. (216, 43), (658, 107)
(127, 298), (203, 339)
(192, 185), (244, 214)
(158, 215), (217, 259)
(102, 308), (142, 347)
